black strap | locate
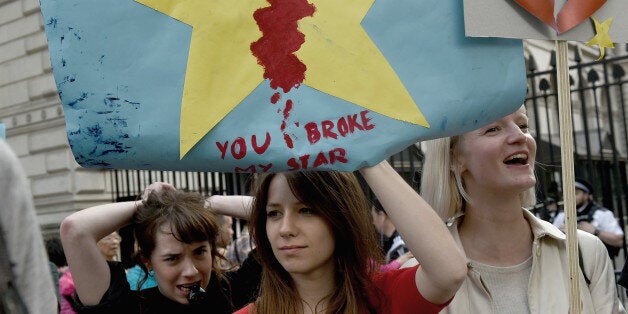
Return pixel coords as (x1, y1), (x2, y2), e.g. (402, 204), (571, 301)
(585, 203), (599, 222)
(578, 243), (591, 286)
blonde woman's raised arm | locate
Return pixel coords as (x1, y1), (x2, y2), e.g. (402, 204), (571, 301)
(359, 160), (466, 304)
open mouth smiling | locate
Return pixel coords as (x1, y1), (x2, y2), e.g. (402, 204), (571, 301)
(504, 153), (528, 165)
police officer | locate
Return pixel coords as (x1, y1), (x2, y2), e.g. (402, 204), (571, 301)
(553, 178), (624, 258)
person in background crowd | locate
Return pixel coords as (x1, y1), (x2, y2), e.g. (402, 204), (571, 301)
(46, 237), (68, 305)
(378, 251), (413, 272)
(226, 222), (255, 267)
(543, 197), (559, 224)
(216, 214), (235, 270)
(532, 197), (559, 224)
(60, 231), (121, 314)
(97, 232), (122, 261)
(0, 140), (57, 314)
(226, 161), (467, 313)
(370, 198), (410, 263)
(416, 106), (623, 313)
(553, 177), (624, 258)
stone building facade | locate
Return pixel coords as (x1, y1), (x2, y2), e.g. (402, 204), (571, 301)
(0, 0), (111, 236)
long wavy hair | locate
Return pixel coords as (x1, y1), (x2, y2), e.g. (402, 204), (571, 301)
(250, 171), (383, 314)
(421, 119), (536, 221)
(132, 188), (228, 301)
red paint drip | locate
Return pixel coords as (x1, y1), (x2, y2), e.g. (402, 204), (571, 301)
(281, 99), (294, 147)
(283, 133), (294, 149)
(283, 99), (293, 120)
(270, 92), (281, 104)
(251, 0), (315, 93)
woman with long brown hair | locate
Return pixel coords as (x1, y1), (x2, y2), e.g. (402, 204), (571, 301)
(225, 161), (466, 313)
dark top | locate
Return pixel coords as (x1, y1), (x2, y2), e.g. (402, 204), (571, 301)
(618, 261), (628, 290)
(75, 250), (262, 314)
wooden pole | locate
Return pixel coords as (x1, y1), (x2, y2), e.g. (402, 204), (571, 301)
(555, 40), (581, 314)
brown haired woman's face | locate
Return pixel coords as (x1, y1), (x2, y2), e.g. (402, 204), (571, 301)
(147, 222), (212, 304)
(265, 174), (336, 277)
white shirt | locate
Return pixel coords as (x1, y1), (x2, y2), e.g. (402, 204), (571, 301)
(553, 204), (624, 236)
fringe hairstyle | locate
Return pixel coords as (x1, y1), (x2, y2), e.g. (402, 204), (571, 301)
(132, 188), (230, 304)
(250, 171), (383, 314)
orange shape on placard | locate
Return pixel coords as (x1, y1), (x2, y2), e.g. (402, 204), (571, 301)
(514, 0), (606, 34)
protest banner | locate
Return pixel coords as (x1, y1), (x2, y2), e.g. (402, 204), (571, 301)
(41, 0), (526, 172)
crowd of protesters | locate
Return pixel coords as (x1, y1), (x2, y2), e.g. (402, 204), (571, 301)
(2, 107), (627, 313)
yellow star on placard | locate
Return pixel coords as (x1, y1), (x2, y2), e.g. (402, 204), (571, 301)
(136, 0), (266, 158)
(298, 0), (429, 129)
(586, 17), (614, 61)
(136, 0), (430, 159)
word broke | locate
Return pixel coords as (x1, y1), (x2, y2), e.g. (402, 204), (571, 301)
(305, 110), (375, 144)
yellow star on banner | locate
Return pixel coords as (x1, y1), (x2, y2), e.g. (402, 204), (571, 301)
(298, 0), (429, 129)
(586, 17), (614, 61)
(136, 0), (266, 158)
(136, 0), (430, 159)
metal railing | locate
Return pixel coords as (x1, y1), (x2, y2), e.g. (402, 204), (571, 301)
(524, 47), (628, 265)
(111, 46), (628, 271)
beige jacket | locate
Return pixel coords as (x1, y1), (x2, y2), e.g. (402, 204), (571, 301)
(440, 210), (624, 313)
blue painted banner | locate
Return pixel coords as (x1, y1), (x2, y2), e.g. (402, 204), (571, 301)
(41, 0), (526, 172)
(0, 123), (5, 141)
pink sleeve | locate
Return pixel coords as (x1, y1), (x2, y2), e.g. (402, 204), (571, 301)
(370, 265), (452, 313)
(379, 260), (401, 272)
(59, 271), (75, 296)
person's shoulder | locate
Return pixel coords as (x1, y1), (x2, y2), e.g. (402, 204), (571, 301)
(592, 203), (613, 214)
(524, 210), (566, 240)
(576, 229), (606, 252)
(591, 204), (620, 222)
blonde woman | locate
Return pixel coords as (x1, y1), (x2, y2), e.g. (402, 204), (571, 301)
(418, 106), (623, 313)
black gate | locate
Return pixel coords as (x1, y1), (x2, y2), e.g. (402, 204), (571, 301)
(111, 46), (628, 272)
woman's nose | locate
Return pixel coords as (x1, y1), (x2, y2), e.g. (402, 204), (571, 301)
(279, 213), (297, 237)
(181, 258), (199, 277)
(507, 124), (527, 143)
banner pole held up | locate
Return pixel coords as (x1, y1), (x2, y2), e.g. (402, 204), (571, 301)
(555, 39), (581, 314)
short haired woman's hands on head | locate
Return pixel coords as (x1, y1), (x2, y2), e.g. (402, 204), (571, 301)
(141, 182), (176, 203)
(60, 181), (227, 310)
